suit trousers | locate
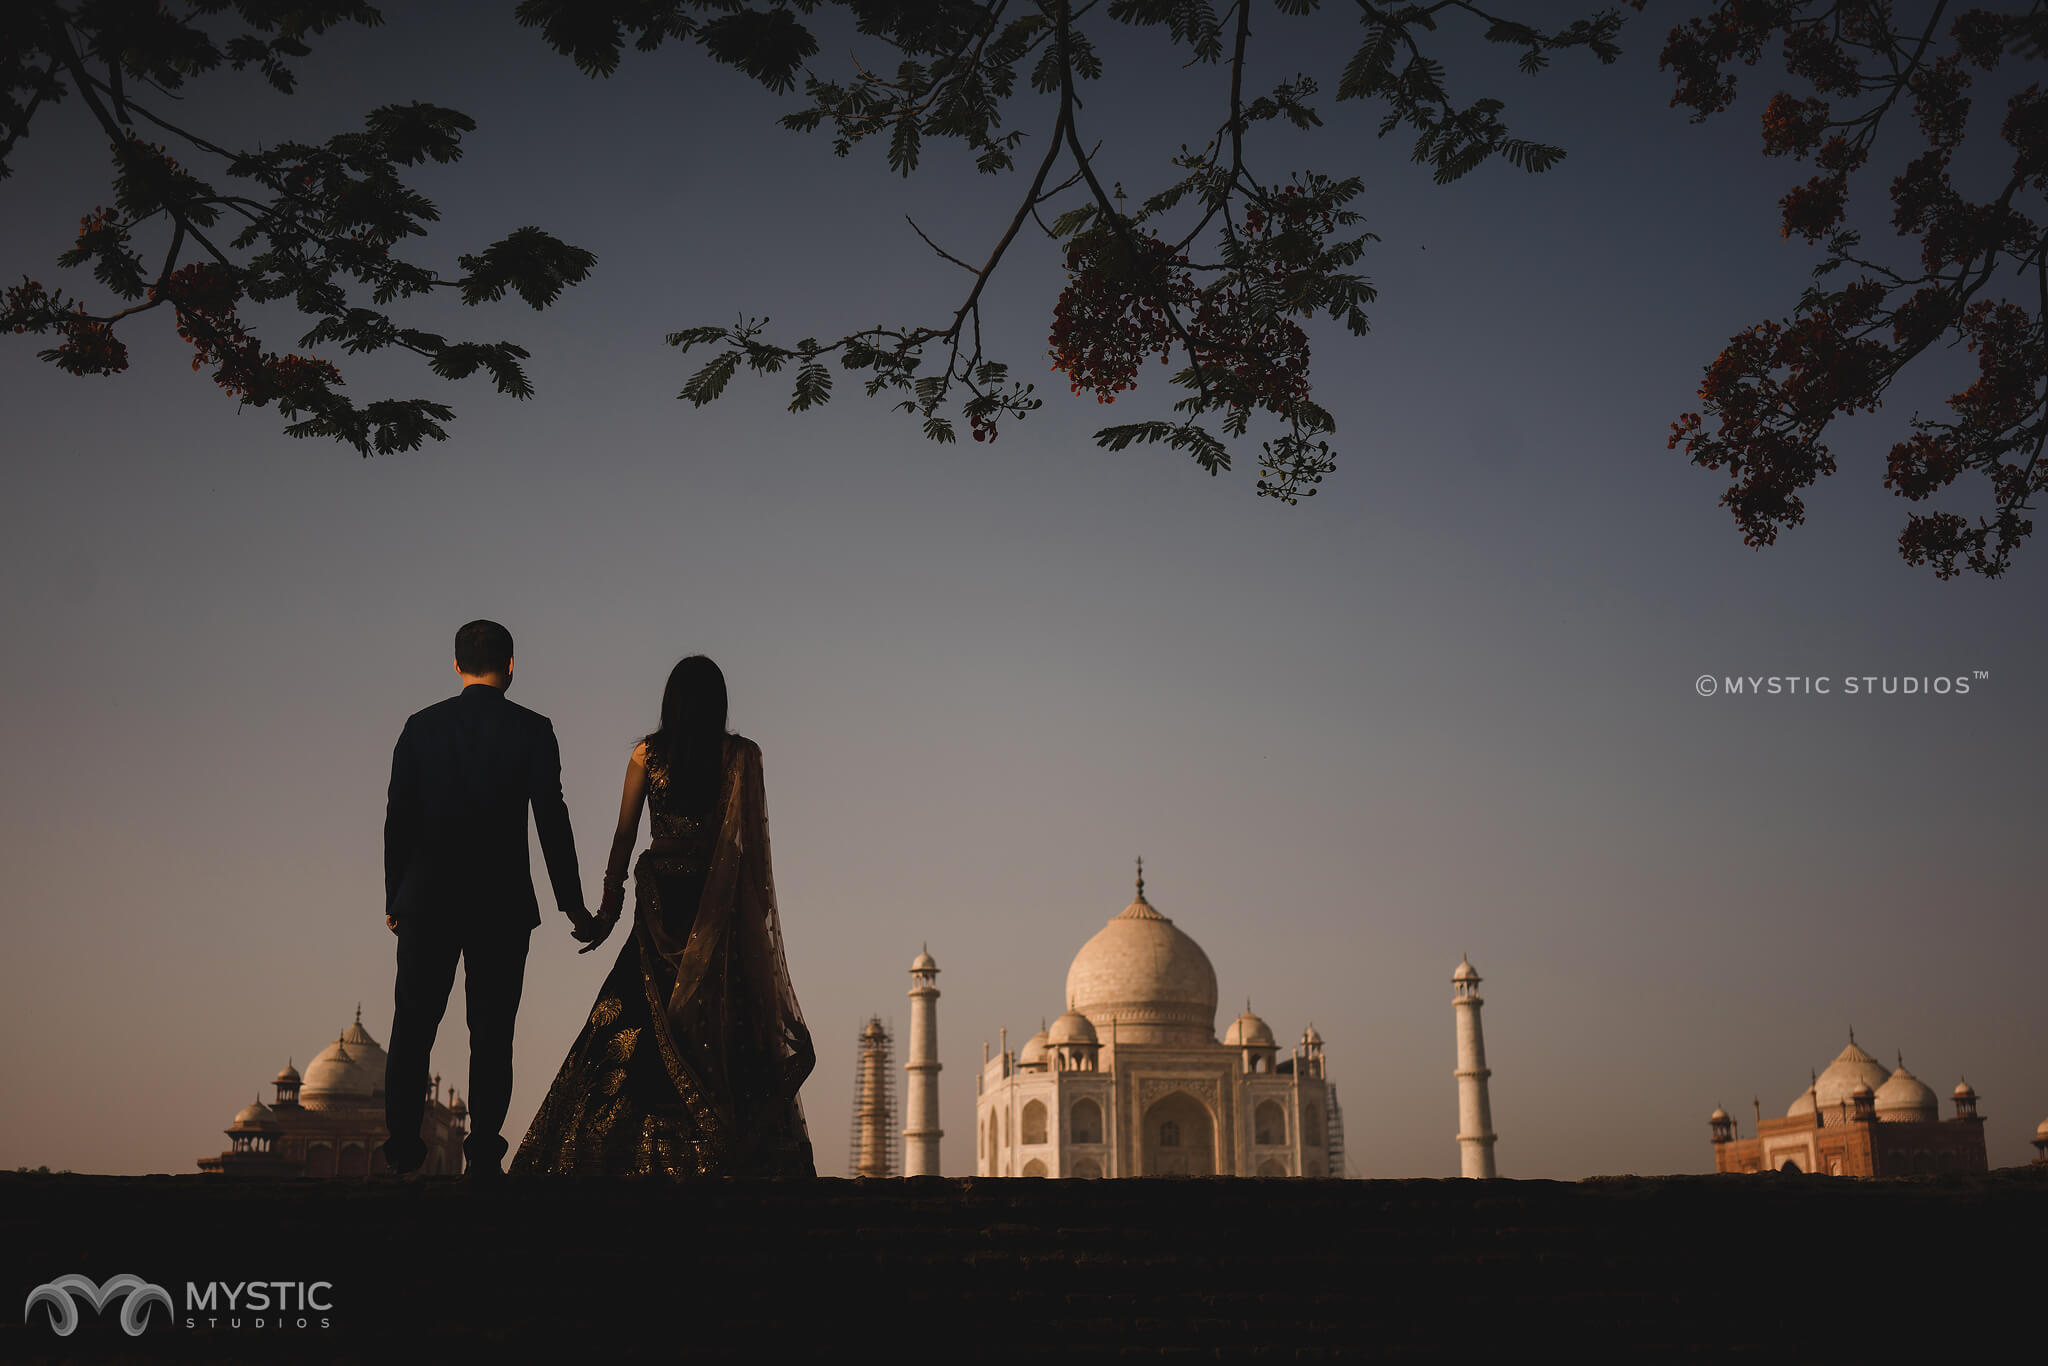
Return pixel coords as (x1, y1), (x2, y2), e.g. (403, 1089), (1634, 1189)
(384, 916), (533, 1173)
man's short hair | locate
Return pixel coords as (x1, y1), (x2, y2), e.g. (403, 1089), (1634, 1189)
(454, 620), (514, 676)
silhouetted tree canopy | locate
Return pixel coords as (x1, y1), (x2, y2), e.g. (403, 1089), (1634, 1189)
(5, 2), (2044, 576)
(1, 3), (596, 455)
(1661, 2), (2048, 579)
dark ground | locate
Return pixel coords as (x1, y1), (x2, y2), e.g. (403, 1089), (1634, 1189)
(3, 1167), (2039, 1363)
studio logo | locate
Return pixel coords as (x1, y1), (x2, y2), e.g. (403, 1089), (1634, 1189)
(24, 1273), (173, 1337)
(24, 1274), (335, 1335)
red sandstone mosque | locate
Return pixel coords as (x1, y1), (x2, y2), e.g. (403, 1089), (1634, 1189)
(1707, 1034), (1989, 1177)
(198, 1006), (467, 1178)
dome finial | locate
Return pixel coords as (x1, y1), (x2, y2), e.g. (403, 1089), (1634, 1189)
(1135, 855), (1145, 901)
(1848, 1024), (1855, 1044)
(355, 1002), (363, 1027)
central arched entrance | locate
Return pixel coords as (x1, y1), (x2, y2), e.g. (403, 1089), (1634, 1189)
(1141, 1091), (1216, 1176)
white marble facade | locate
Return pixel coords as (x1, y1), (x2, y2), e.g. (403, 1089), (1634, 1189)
(976, 865), (1338, 1178)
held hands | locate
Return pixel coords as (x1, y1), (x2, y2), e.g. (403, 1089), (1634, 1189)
(571, 891), (622, 954)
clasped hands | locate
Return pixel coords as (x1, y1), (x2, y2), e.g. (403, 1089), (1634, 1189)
(570, 895), (622, 954)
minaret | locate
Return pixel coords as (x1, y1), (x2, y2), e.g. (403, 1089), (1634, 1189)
(904, 946), (943, 1175)
(854, 1018), (894, 1177)
(1452, 955), (1497, 1178)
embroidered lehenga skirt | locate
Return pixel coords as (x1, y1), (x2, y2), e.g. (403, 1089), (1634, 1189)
(510, 837), (813, 1179)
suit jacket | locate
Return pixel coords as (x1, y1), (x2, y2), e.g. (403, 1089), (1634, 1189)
(384, 683), (582, 929)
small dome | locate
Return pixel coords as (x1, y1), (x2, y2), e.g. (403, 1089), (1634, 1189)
(1875, 1060), (1938, 1122)
(274, 1061), (300, 1084)
(1017, 1027), (1050, 1067)
(1452, 957), (1479, 983)
(910, 947), (937, 972)
(1787, 1037), (1889, 1117)
(1047, 1010), (1098, 1047)
(448, 1091), (468, 1116)
(232, 1097), (280, 1130)
(2034, 1115), (2048, 1140)
(1709, 1106), (1730, 1123)
(1224, 1008), (1275, 1048)
(1301, 1023), (1323, 1047)
(1953, 1079), (1976, 1100)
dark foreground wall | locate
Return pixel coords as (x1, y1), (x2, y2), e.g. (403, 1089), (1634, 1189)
(4, 1168), (2039, 1363)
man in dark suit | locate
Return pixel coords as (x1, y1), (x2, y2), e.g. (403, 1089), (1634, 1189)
(382, 619), (592, 1177)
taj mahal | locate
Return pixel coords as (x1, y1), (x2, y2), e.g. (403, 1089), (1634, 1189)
(965, 862), (1346, 1178)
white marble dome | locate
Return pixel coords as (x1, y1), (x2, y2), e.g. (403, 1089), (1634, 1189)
(1046, 1010), (1098, 1047)
(1224, 1008), (1275, 1049)
(1017, 1027), (1050, 1067)
(1787, 1037), (1890, 1118)
(297, 1009), (389, 1107)
(299, 1037), (372, 1106)
(1875, 1060), (1939, 1122)
(1064, 874), (1218, 1046)
(232, 1097), (279, 1129)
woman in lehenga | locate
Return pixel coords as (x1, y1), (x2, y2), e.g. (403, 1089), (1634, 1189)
(512, 656), (816, 1178)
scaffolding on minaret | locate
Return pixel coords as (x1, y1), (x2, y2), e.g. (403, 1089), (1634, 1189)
(847, 1016), (900, 1178)
(1327, 1084), (1352, 1178)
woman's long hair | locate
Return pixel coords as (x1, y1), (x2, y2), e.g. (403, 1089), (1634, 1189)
(646, 655), (729, 812)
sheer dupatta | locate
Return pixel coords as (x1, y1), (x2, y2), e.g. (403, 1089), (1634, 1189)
(639, 735), (815, 1170)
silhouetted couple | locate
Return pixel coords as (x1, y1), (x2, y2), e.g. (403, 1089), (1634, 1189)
(379, 620), (816, 1179)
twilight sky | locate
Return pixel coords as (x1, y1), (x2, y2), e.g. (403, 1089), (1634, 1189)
(2, 5), (2042, 1179)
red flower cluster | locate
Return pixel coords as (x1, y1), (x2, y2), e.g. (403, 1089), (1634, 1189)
(1048, 228), (1193, 403)
(1048, 184), (1336, 420)
(47, 318), (130, 376)
(153, 262), (340, 404)
(72, 205), (125, 258)
(1188, 291), (1311, 416)
(1671, 277), (1898, 545)
(1760, 93), (1829, 156)
(1947, 300), (2040, 435)
(1241, 183), (1337, 240)
(1778, 173), (1847, 241)
(7, 277), (130, 375)
(1665, 3), (2048, 577)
